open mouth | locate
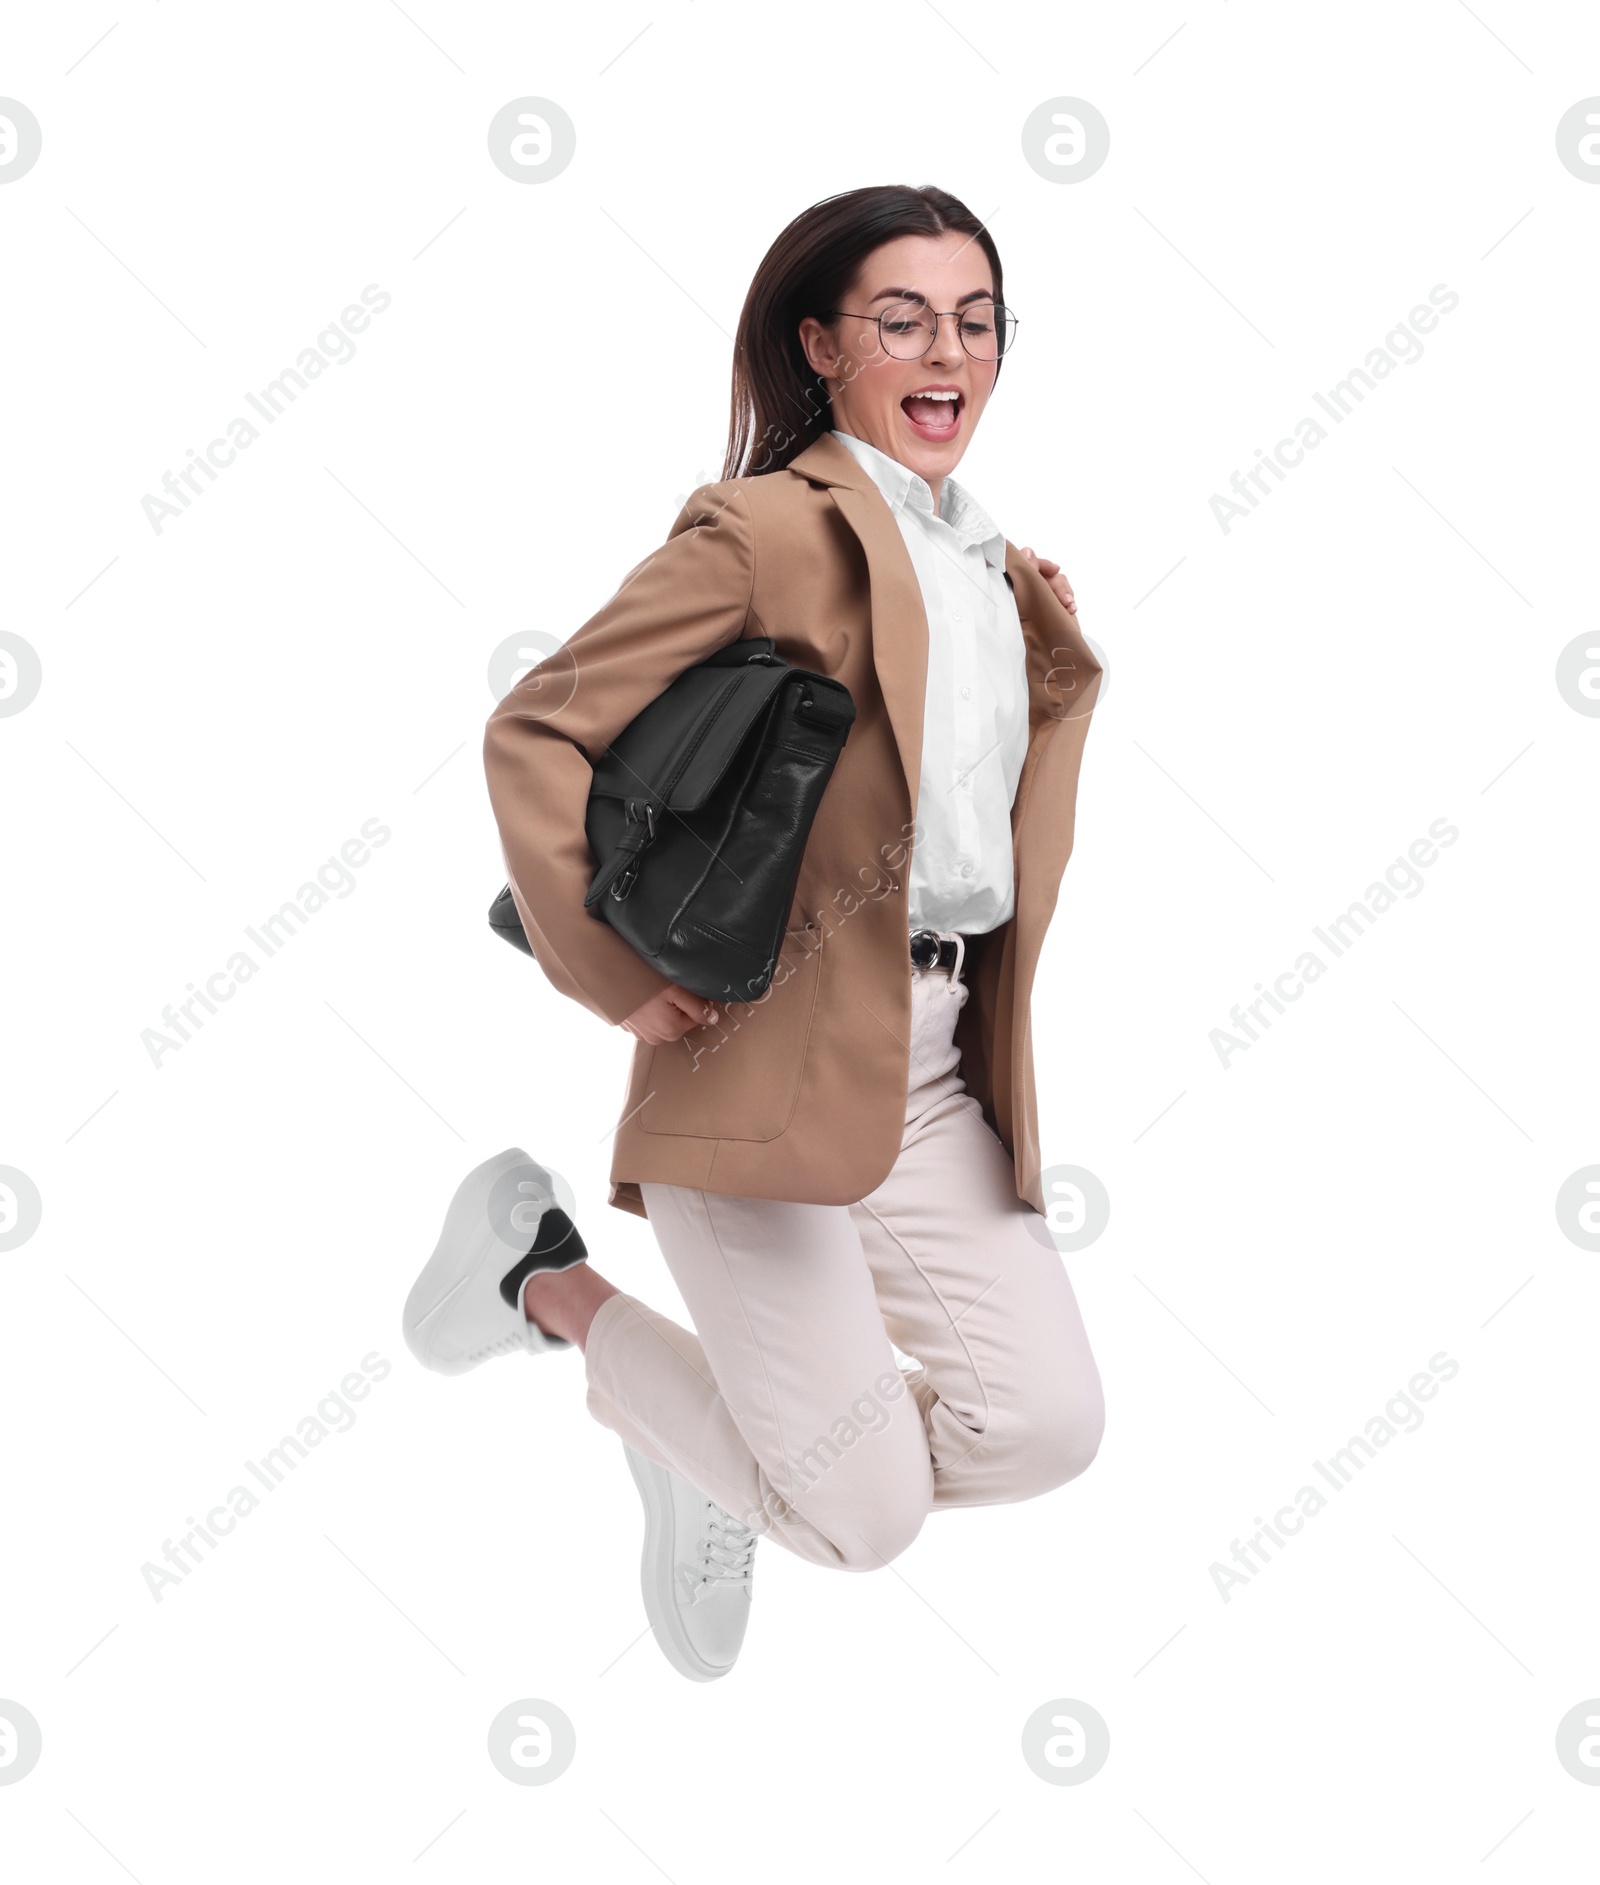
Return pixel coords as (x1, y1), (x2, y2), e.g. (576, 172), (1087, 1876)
(900, 388), (963, 441)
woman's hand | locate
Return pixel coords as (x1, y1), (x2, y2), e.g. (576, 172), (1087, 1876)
(621, 983), (720, 1044)
(1019, 546), (1077, 614)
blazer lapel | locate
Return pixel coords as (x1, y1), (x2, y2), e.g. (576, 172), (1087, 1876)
(1003, 547), (1102, 732)
(788, 434), (929, 826)
(785, 433), (1100, 851)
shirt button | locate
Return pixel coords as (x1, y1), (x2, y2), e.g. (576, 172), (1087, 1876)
(961, 686), (972, 699)
(960, 862), (975, 878)
(952, 611), (965, 623)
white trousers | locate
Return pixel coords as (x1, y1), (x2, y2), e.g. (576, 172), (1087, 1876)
(583, 959), (1104, 1571)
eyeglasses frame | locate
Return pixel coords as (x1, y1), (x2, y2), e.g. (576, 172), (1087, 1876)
(818, 298), (1020, 362)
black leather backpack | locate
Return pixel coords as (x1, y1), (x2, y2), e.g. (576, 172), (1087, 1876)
(489, 638), (855, 1003)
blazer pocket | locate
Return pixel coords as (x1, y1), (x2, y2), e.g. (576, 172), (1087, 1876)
(637, 920), (825, 1143)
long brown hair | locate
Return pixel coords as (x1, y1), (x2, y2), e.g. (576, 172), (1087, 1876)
(721, 184), (1005, 481)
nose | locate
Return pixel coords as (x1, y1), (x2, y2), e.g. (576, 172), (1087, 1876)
(924, 311), (962, 367)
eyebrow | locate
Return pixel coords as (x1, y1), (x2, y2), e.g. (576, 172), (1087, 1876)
(868, 286), (996, 307)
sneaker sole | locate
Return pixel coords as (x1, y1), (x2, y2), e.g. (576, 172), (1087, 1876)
(402, 1148), (569, 1374)
(623, 1444), (735, 1683)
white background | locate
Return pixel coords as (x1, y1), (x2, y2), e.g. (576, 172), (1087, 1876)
(3, 1), (1598, 1878)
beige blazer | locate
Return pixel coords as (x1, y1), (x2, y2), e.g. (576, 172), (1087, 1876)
(483, 431), (1103, 1221)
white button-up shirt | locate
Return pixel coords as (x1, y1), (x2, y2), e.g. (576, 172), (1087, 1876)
(831, 429), (1030, 938)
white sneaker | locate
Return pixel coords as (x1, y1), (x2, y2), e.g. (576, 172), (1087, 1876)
(623, 1443), (757, 1681)
(402, 1148), (584, 1375)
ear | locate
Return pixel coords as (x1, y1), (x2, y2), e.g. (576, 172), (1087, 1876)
(796, 314), (838, 384)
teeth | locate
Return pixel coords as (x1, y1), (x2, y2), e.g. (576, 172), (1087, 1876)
(912, 390), (959, 401)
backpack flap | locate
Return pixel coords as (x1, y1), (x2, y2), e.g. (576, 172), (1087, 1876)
(663, 666), (792, 812)
(583, 661), (789, 908)
(590, 661), (789, 812)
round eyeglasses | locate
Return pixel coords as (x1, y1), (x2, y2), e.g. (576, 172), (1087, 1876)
(821, 298), (1018, 362)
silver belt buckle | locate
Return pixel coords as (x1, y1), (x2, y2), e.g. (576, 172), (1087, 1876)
(909, 928), (942, 970)
(910, 929), (967, 981)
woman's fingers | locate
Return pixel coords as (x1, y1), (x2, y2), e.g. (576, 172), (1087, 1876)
(670, 987), (718, 1027)
(621, 985), (718, 1043)
(1019, 544), (1077, 611)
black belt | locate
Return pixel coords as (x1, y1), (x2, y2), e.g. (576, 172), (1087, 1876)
(909, 929), (965, 972)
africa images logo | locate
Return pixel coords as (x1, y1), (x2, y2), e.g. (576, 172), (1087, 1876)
(1209, 1351), (1460, 1602)
(140, 1353), (392, 1604)
(1208, 285), (1460, 534)
(139, 285), (392, 534)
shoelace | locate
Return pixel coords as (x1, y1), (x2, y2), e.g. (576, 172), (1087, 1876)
(686, 1502), (756, 1599)
(467, 1323), (539, 1363)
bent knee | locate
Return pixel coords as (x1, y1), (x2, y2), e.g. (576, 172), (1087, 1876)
(988, 1378), (1106, 1498)
(830, 1500), (927, 1571)
(775, 1461), (932, 1572)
